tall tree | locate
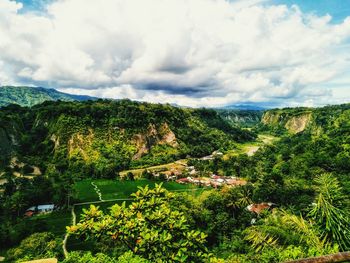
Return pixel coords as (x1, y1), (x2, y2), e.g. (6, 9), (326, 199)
(68, 184), (214, 262)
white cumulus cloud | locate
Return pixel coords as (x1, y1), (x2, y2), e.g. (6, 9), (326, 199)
(0, 0), (350, 107)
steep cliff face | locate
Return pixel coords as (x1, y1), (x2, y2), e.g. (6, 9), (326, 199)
(132, 123), (178, 160)
(285, 114), (312, 133)
(61, 122), (178, 164)
(0, 120), (22, 161)
(217, 110), (262, 127)
(67, 129), (95, 160)
(261, 111), (283, 126)
(261, 110), (313, 134)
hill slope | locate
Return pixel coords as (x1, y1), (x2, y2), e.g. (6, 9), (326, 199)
(260, 104), (350, 134)
(209, 103), (350, 210)
(0, 86), (94, 107)
(0, 100), (256, 178)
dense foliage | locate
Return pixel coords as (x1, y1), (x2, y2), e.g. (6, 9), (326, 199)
(0, 99), (255, 175)
(6, 232), (62, 262)
(0, 102), (349, 262)
(62, 251), (149, 263)
(0, 99), (254, 258)
(68, 184), (214, 262)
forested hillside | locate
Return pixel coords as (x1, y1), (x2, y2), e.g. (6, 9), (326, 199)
(180, 103), (350, 261)
(0, 86), (94, 107)
(254, 103), (350, 204)
(259, 104), (350, 135)
(0, 99), (255, 178)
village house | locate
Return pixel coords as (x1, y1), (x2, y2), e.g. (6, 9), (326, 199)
(246, 202), (275, 214)
(25, 204), (55, 217)
(177, 177), (191, 184)
(247, 202), (276, 224)
(200, 150), (224, 161)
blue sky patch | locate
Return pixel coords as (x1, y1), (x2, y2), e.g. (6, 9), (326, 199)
(19, 0), (350, 23)
(17, 0), (53, 13)
(271, 0), (350, 23)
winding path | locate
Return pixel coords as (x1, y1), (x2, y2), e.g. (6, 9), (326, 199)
(62, 205), (76, 258)
(91, 182), (104, 201)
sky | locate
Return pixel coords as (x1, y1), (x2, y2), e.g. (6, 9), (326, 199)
(1, 0), (350, 108)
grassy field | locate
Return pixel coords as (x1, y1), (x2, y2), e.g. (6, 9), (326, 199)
(74, 178), (201, 203)
(27, 210), (72, 237)
(73, 180), (100, 202)
(224, 134), (278, 159)
(0, 180), (206, 257)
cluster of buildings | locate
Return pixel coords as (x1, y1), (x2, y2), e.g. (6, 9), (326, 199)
(146, 154), (247, 189)
(138, 151), (230, 183)
(176, 174), (247, 188)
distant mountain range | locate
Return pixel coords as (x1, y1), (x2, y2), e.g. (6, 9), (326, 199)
(221, 104), (266, 111)
(0, 86), (95, 107)
(0, 86), (269, 113)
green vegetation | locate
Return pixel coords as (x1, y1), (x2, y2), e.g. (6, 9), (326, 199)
(223, 134), (278, 158)
(74, 179), (200, 202)
(119, 160), (187, 178)
(31, 211), (72, 236)
(0, 86), (94, 108)
(62, 251), (148, 263)
(1, 101), (350, 262)
(68, 184), (214, 262)
(0, 99), (255, 177)
(6, 232), (62, 262)
(73, 181), (100, 203)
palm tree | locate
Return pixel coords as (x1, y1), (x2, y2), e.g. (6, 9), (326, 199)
(309, 174), (350, 251)
(244, 210), (331, 253)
